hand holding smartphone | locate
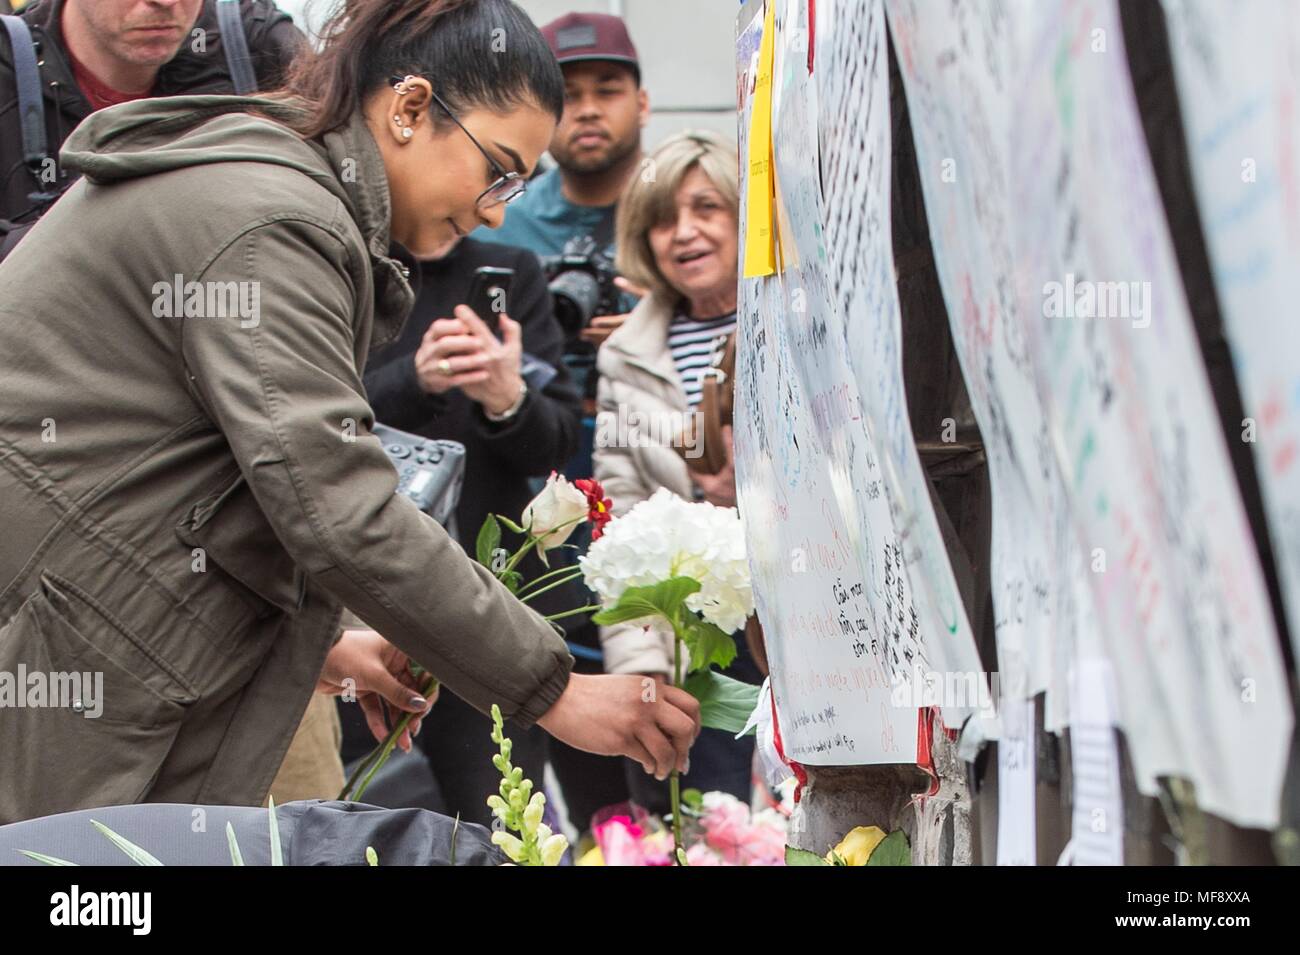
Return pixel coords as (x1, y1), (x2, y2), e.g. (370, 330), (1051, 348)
(465, 266), (514, 338)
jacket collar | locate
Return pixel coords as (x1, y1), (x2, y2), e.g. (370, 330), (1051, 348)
(313, 110), (414, 349)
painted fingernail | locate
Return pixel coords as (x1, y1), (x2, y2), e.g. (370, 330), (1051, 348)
(409, 695), (428, 709)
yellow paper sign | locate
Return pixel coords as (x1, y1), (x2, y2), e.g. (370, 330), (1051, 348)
(743, 0), (778, 278)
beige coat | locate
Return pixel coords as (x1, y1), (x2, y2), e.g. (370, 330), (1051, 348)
(592, 292), (697, 676)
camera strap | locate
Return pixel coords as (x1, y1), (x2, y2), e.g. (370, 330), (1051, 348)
(588, 205), (617, 257)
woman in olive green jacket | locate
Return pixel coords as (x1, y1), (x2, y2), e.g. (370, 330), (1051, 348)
(0, 0), (698, 824)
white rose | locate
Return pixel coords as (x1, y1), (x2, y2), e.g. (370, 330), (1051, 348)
(521, 472), (589, 552)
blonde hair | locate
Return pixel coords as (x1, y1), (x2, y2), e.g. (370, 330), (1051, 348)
(615, 130), (739, 304)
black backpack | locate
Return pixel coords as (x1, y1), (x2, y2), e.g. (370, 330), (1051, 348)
(0, 0), (260, 260)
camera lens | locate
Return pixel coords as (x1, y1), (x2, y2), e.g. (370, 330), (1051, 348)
(549, 269), (601, 339)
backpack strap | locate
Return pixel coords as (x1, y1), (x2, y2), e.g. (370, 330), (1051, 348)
(216, 0), (258, 94)
(1, 14), (48, 168)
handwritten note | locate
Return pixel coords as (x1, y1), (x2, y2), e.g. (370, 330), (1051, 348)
(1066, 657), (1124, 865)
(1163, 0), (1300, 663)
(735, 0), (920, 763)
(996, 698), (1036, 865)
(817, 0), (986, 726)
(884, 0), (1084, 733)
(1002, 0), (1291, 828)
(881, 0), (1293, 827)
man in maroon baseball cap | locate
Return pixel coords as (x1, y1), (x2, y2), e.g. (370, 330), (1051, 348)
(541, 10), (641, 85)
(476, 11), (650, 347)
(539, 13), (648, 238)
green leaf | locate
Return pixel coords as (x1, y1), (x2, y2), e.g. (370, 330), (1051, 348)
(496, 514), (526, 534)
(784, 846), (830, 866)
(680, 616), (738, 673)
(682, 669), (761, 735)
(681, 788), (704, 810)
(90, 820), (163, 866)
(590, 577), (701, 627)
(500, 569), (523, 595)
(476, 514), (501, 568)
(268, 798), (284, 867)
(18, 849), (78, 866)
(366, 846), (379, 866)
(226, 823), (245, 866)
(866, 830), (911, 866)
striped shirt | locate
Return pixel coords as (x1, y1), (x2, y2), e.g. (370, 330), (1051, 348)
(668, 311), (737, 407)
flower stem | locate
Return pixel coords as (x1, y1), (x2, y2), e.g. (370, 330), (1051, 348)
(339, 673), (438, 802)
(518, 569), (584, 604)
(516, 563), (584, 597)
(501, 515), (588, 578)
(670, 630), (684, 865)
(541, 603), (603, 622)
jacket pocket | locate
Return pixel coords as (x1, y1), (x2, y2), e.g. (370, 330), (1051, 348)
(176, 474), (306, 619)
(0, 574), (194, 824)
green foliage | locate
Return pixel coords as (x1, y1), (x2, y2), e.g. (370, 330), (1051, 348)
(866, 830), (911, 866)
(682, 669), (760, 735)
(784, 846), (829, 866)
(476, 513), (501, 567)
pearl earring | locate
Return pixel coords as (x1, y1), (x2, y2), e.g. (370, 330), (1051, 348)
(402, 128), (413, 138)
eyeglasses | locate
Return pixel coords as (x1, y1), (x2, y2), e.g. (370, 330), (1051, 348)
(392, 76), (527, 210)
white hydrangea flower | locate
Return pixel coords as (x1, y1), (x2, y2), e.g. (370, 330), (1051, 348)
(579, 488), (753, 633)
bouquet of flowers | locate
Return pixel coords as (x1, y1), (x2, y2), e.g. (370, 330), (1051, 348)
(577, 792), (788, 866)
(579, 487), (762, 861)
(340, 472), (610, 801)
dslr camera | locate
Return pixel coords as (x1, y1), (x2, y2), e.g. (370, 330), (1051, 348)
(541, 234), (622, 352)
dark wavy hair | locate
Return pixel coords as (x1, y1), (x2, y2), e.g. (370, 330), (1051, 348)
(282, 0), (564, 138)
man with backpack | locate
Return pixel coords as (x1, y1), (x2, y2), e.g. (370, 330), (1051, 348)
(1, 0), (302, 251)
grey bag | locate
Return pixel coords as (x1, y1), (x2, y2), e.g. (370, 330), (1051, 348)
(0, 799), (504, 866)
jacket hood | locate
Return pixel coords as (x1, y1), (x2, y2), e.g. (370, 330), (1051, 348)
(61, 94), (341, 196)
(59, 95), (414, 345)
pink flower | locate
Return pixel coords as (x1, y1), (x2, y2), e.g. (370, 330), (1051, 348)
(700, 793), (753, 864)
(686, 843), (726, 866)
(594, 816), (646, 866)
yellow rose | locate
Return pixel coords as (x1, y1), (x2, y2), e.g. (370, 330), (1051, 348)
(827, 826), (887, 865)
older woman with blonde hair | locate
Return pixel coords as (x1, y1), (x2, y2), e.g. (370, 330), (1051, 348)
(593, 129), (760, 811)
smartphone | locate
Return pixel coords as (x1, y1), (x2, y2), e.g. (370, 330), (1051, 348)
(465, 266), (514, 337)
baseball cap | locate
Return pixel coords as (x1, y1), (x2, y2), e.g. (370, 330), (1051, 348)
(540, 12), (640, 81)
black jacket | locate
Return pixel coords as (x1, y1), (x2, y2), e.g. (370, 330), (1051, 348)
(0, 0), (303, 223)
(365, 238), (583, 568)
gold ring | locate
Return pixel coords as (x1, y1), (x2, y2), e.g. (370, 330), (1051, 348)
(437, 359), (453, 376)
